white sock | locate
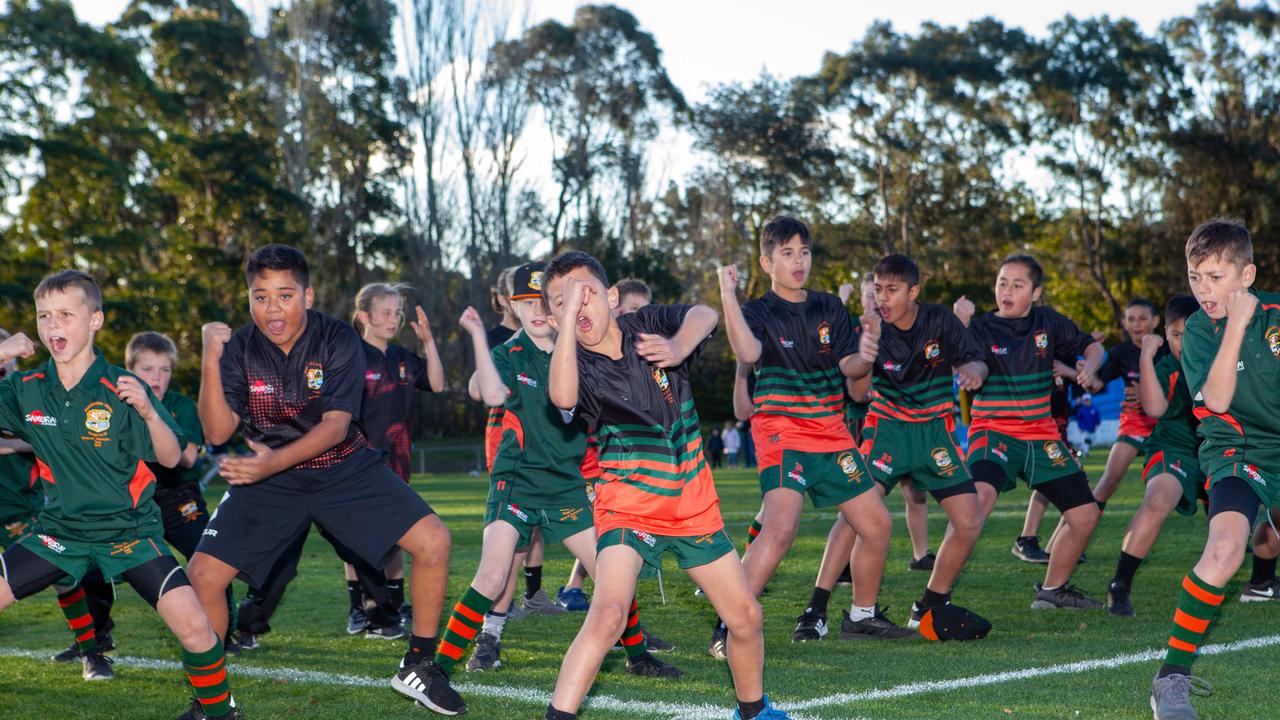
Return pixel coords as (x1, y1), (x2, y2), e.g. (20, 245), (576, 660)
(482, 611), (508, 640)
(849, 604), (875, 622)
(1041, 584), (1060, 592)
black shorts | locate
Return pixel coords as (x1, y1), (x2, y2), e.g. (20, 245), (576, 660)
(196, 450), (432, 588)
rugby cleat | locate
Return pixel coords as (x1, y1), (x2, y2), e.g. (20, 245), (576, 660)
(520, 588), (568, 616)
(908, 551), (936, 572)
(731, 695), (792, 719)
(347, 607), (369, 635)
(555, 586), (590, 612)
(911, 602), (991, 641)
(707, 621), (728, 660)
(54, 632), (115, 662)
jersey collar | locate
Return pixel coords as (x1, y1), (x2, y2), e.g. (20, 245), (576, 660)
(45, 348), (109, 394)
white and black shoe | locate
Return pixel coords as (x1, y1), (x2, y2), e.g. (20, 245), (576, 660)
(82, 652), (114, 681)
(1240, 579), (1280, 602)
(791, 608), (829, 642)
(392, 658), (467, 716)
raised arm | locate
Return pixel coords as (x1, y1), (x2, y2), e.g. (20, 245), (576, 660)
(839, 312), (880, 380)
(198, 322), (239, 446)
(1201, 290), (1256, 414)
(460, 307), (508, 407)
(117, 375), (181, 468)
(718, 264), (762, 364)
(1137, 334), (1169, 418)
(548, 278), (588, 411)
(410, 305), (446, 392)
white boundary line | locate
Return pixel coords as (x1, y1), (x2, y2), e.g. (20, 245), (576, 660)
(3, 634), (1277, 719)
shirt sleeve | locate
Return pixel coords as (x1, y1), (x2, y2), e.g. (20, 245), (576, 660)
(174, 394), (204, 447)
(829, 300), (857, 360)
(317, 323), (365, 416)
(1179, 316), (1216, 401)
(408, 351), (433, 393)
(564, 349), (602, 427)
(219, 330), (250, 418)
(943, 309), (983, 365)
(741, 300), (769, 345)
(636, 303), (692, 337)
(1049, 309), (1094, 363)
(1096, 346), (1121, 384)
(491, 344), (517, 411)
(0, 376), (26, 440)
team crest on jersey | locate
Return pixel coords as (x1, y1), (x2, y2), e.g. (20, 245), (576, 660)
(305, 363), (325, 391)
(517, 372), (538, 388)
(817, 322), (832, 353)
(872, 452), (894, 475)
(1034, 331), (1049, 350)
(1268, 326), (1280, 357)
(837, 452), (864, 482)
(923, 339), (943, 367)
(653, 368), (675, 404)
(931, 447), (958, 476)
(787, 462), (808, 486)
(1044, 442), (1067, 467)
(528, 271), (544, 291)
(83, 402), (112, 447)
(179, 500), (202, 523)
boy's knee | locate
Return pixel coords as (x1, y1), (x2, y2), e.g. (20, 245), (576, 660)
(723, 596), (763, 635)
(1205, 536), (1245, 569)
(588, 600), (629, 637)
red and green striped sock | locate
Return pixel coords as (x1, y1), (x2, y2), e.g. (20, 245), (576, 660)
(1162, 571), (1225, 672)
(435, 586), (494, 674)
(744, 520), (762, 552)
(56, 586), (98, 653)
(618, 599), (646, 660)
(183, 640), (233, 719)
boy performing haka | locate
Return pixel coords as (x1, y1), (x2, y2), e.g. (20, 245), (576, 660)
(960, 255), (1107, 609)
(544, 251), (789, 720)
(0, 271), (240, 719)
(717, 216), (902, 651)
(186, 245), (461, 715)
(1149, 219), (1280, 719)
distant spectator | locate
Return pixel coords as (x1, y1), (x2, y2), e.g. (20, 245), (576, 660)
(708, 428), (724, 468)
(722, 420), (741, 467)
(741, 419), (756, 468)
(1075, 393), (1102, 457)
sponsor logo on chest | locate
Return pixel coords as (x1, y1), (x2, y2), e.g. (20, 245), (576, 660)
(249, 379), (275, 395)
(990, 345), (1009, 356)
(517, 372), (538, 388)
(25, 410), (57, 427)
(365, 371), (383, 382)
(779, 335), (795, 349)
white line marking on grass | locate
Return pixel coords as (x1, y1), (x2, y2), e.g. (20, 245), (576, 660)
(783, 633), (1280, 712)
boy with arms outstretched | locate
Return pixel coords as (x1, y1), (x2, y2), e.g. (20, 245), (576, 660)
(0, 271), (240, 719)
(544, 251), (788, 720)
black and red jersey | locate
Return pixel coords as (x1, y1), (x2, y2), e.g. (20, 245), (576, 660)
(483, 324), (517, 470)
(869, 303), (982, 424)
(361, 341), (433, 482)
(1098, 340), (1169, 438)
(742, 290), (857, 451)
(968, 307), (1095, 440)
(220, 310), (369, 476)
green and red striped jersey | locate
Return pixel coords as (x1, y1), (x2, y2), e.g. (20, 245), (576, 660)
(1098, 340), (1169, 438)
(869, 303), (982, 423)
(483, 324), (516, 471)
(968, 307), (1095, 440)
(1147, 353), (1199, 453)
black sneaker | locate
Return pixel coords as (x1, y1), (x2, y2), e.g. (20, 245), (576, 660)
(625, 651), (683, 678)
(838, 607), (913, 640)
(82, 652), (114, 681)
(1239, 579), (1280, 602)
(1107, 580), (1135, 617)
(791, 608), (829, 642)
(347, 607), (369, 635)
(1012, 536), (1050, 564)
(908, 551), (936, 572)
(54, 633), (115, 662)
(175, 698), (245, 720)
(223, 635), (242, 657)
(1031, 583), (1103, 609)
(233, 629), (260, 651)
(836, 564), (853, 586)
(707, 622), (728, 660)
(465, 632), (501, 671)
(399, 604), (414, 625)
(392, 658), (467, 716)
(644, 631), (675, 652)
(367, 622), (407, 640)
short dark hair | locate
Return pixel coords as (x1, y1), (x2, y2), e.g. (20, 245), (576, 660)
(1165, 294), (1201, 326)
(873, 254), (920, 287)
(246, 244), (309, 288)
(543, 251), (610, 305)
(760, 215), (811, 256)
(34, 270), (102, 312)
(612, 277), (652, 302)
(1186, 218), (1252, 269)
(1000, 254), (1044, 289)
(126, 331), (178, 368)
(1126, 298), (1156, 315)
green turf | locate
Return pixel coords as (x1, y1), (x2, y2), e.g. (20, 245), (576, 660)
(1, 455), (1275, 719)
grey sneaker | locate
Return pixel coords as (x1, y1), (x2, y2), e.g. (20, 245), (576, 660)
(1150, 673), (1212, 720)
(1239, 579), (1280, 602)
(466, 632), (501, 671)
(506, 602), (528, 621)
(1012, 536), (1051, 564)
(1031, 583), (1103, 609)
(520, 588), (568, 616)
(347, 607), (369, 635)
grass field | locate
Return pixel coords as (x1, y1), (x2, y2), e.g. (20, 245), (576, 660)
(1, 455), (1276, 719)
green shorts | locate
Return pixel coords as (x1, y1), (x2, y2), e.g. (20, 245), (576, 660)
(1200, 442), (1280, 510)
(967, 429), (1082, 492)
(1142, 446), (1207, 517)
(758, 448), (875, 508)
(1117, 435), (1148, 450)
(860, 417), (971, 494)
(596, 526), (735, 573)
(18, 526), (172, 583)
(0, 514), (35, 551)
(484, 485), (593, 548)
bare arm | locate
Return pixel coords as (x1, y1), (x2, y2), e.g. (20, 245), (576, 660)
(198, 322), (239, 446)
(218, 411), (352, 485)
(0, 437), (33, 455)
(1138, 335), (1168, 418)
(718, 265), (762, 364)
(548, 280), (588, 411)
(179, 442), (199, 469)
(1201, 291), (1256, 414)
(460, 309), (509, 408)
(118, 375), (181, 468)
(732, 362), (754, 421)
(411, 306), (446, 392)
(847, 374), (871, 404)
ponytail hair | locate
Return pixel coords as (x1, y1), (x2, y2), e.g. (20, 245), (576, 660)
(353, 283), (411, 336)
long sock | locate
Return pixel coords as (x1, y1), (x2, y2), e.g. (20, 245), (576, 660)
(618, 599), (646, 660)
(387, 579), (405, 609)
(435, 587), (495, 674)
(1159, 571), (1226, 676)
(1250, 555), (1277, 584)
(347, 581), (364, 611)
(806, 587), (831, 617)
(744, 520), (762, 552)
(1114, 551), (1143, 587)
(524, 565), (542, 600)
(482, 611), (508, 641)
(56, 587), (98, 653)
(404, 634), (438, 668)
(183, 640), (233, 719)
(737, 697), (766, 720)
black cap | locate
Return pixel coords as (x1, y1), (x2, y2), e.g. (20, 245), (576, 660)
(511, 261), (547, 300)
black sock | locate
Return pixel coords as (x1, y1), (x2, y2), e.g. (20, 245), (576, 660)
(1097, 499), (1107, 512)
(1158, 663), (1190, 679)
(347, 581), (364, 611)
(1114, 551), (1143, 587)
(545, 705), (576, 720)
(387, 580), (405, 609)
(404, 634), (437, 666)
(524, 565), (543, 600)
(737, 697), (766, 720)
(920, 588), (951, 609)
(1250, 555), (1278, 584)
(806, 587), (831, 617)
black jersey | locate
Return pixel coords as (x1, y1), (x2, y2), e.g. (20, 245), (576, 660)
(1098, 340), (1169, 438)
(968, 307), (1095, 440)
(220, 310), (370, 477)
(570, 304), (722, 537)
(869, 303), (982, 423)
(361, 341), (433, 482)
